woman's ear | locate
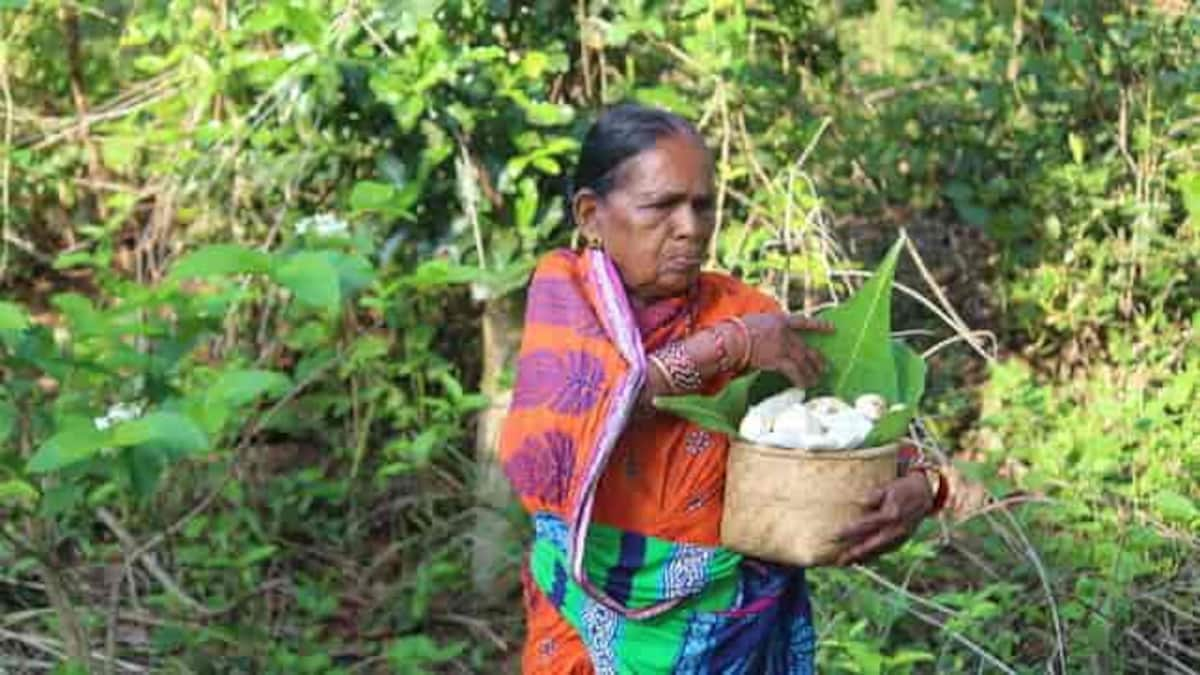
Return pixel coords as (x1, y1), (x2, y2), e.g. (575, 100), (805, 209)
(573, 189), (601, 242)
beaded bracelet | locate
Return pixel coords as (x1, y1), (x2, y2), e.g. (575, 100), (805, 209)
(649, 341), (703, 393)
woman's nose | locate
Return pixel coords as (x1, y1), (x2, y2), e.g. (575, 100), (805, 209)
(672, 203), (704, 240)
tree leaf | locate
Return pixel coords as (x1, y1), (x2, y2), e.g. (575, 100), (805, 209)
(272, 251), (342, 311)
(27, 423), (114, 473)
(863, 341), (927, 445)
(653, 371), (791, 437)
(325, 250), (376, 294)
(349, 180), (412, 218)
(112, 412), (210, 457)
(402, 259), (485, 288)
(0, 480), (39, 508)
(124, 445), (166, 499)
(170, 244), (273, 280)
(805, 237), (905, 401)
(0, 300), (29, 331)
(207, 369), (292, 408)
(1155, 491), (1199, 523)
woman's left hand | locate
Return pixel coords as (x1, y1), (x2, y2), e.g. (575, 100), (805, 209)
(834, 473), (933, 566)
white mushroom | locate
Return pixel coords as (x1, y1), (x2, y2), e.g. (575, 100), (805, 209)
(804, 396), (851, 418)
(738, 408), (774, 441)
(819, 409), (875, 450)
(772, 405), (824, 438)
(854, 394), (887, 421)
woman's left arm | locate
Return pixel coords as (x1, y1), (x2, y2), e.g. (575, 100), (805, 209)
(833, 472), (935, 566)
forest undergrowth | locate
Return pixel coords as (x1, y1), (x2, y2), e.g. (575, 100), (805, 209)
(1, 1), (1197, 673)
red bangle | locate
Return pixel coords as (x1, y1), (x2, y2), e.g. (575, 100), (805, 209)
(711, 325), (735, 373)
(909, 461), (949, 514)
(726, 317), (753, 370)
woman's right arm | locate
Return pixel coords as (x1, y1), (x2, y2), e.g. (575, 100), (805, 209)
(637, 313), (833, 407)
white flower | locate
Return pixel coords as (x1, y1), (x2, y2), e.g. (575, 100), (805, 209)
(94, 402), (144, 430)
(295, 213), (349, 238)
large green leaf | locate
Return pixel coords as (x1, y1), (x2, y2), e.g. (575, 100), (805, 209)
(654, 237), (926, 443)
(169, 244), (274, 280)
(27, 423), (114, 473)
(805, 237), (905, 401)
(112, 412), (210, 458)
(863, 341), (928, 445)
(272, 252), (342, 312)
(652, 370), (791, 437)
(0, 301), (29, 331)
(203, 369), (292, 432)
(326, 251), (376, 294)
(207, 369), (292, 407)
(349, 180), (412, 218)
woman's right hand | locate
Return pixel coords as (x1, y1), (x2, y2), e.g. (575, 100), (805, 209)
(739, 313), (834, 388)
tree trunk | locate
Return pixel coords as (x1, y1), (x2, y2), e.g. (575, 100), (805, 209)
(471, 293), (523, 601)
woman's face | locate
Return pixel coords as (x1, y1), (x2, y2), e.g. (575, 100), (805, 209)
(575, 133), (716, 302)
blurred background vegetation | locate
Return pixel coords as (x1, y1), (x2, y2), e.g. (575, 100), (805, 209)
(0, 0), (1197, 672)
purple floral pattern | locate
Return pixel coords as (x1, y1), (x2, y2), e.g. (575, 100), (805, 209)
(504, 431), (576, 505)
(512, 349), (605, 415)
(684, 429), (713, 456)
(525, 277), (606, 338)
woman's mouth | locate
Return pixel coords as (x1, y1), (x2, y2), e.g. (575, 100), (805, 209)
(664, 256), (703, 273)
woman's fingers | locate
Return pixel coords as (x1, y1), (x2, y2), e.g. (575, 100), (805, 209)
(837, 526), (906, 566)
(776, 359), (808, 388)
(796, 344), (826, 381)
(785, 336), (824, 385)
(786, 314), (835, 334)
(834, 509), (897, 543)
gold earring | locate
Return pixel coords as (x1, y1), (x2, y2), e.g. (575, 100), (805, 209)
(587, 236), (604, 250)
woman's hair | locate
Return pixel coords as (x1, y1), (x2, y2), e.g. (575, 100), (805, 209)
(565, 103), (703, 226)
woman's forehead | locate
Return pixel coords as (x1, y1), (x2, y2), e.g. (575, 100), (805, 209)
(614, 135), (713, 194)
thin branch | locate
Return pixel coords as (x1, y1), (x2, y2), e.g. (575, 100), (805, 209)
(998, 508), (1068, 673)
(96, 507), (209, 615)
(26, 86), (184, 150)
(0, 627), (146, 673)
(853, 566), (1019, 674)
(921, 331), (1001, 360)
(830, 270), (965, 339)
(863, 76), (955, 105)
(793, 116), (831, 171)
(709, 84), (732, 267)
(903, 233), (995, 363)
(1124, 627), (1199, 675)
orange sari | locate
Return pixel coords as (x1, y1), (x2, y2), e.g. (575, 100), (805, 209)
(500, 249), (815, 674)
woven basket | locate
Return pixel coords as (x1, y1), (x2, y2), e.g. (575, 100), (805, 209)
(720, 441), (899, 567)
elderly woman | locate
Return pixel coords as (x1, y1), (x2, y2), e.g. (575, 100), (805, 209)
(499, 104), (938, 673)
